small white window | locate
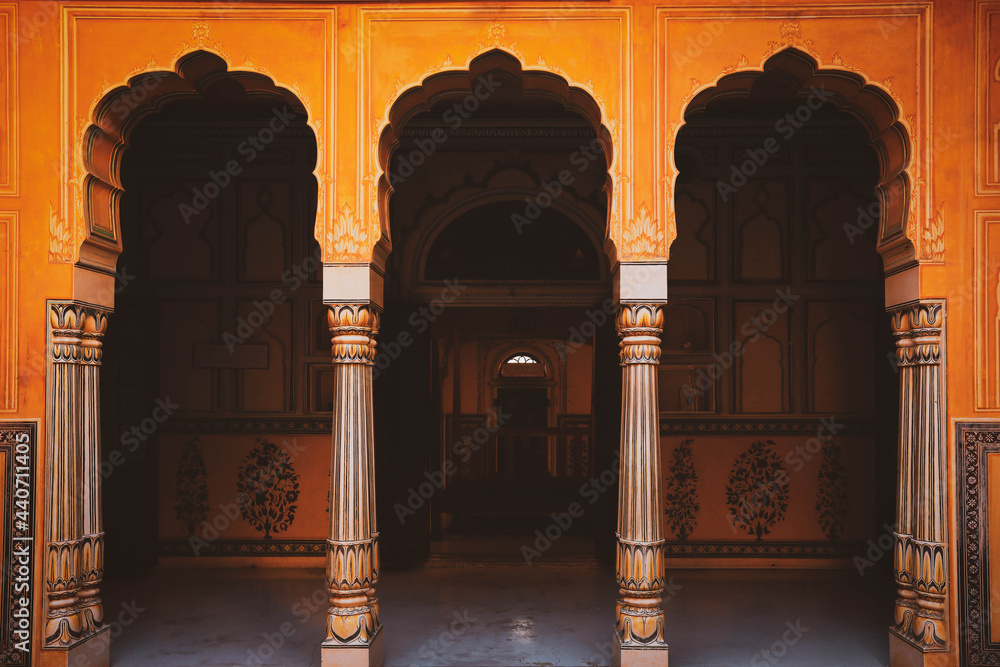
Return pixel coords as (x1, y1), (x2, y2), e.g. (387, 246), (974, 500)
(506, 354), (539, 364)
(500, 353), (545, 378)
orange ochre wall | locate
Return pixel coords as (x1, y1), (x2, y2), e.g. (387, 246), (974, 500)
(1, 0), (988, 663)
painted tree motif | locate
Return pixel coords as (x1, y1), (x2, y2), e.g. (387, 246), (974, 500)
(663, 438), (700, 540)
(816, 444), (849, 540)
(725, 439), (789, 540)
(174, 436), (209, 536)
(236, 438), (300, 539)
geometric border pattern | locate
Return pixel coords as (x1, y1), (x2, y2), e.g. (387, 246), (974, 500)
(957, 421), (1000, 665)
(0, 421), (36, 666)
(660, 419), (876, 436)
(159, 539), (324, 557)
(159, 539), (862, 559)
(662, 541), (863, 558)
(162, 419), (332, 434)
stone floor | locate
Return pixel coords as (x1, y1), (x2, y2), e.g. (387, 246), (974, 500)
(103, 564), (893, 666)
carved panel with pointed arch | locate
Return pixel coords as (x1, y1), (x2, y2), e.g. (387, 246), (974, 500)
(359, 8), (635, 266)
(657, 9), (930, 274)
(60, 8), (332, 271)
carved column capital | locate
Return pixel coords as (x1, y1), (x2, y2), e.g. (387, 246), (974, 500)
(890, 302), (942, 367)
(327, 304), (380, 364)
(50, 303), (109, 365)
(616, 304), (663, 366)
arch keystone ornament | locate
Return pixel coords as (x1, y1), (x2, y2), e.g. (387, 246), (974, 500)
(323, 304), (383, 667)
(614, 304), (669, 665)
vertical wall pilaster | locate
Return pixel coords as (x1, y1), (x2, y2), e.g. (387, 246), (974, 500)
(323, 303), (383, 667)
(889, 301), (947, 654)
(44, 302), (108, 651)
(614, 303), (668, 665)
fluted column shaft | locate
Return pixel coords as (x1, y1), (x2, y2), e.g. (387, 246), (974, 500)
(890, 301), (947, 651)
(324, 304), (381, 648)
(45, 302), (107, 648)
(614, 304), (667, 650)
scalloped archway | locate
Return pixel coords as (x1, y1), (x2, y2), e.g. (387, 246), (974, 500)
(672, 48), (915, 274)
(78, 50), (316, 274)
(374, 49), (618, 269)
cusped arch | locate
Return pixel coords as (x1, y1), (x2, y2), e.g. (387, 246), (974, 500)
(375, 49), (618, 268)
(79, 50), (316, 272)
(675, 47), (915, 273)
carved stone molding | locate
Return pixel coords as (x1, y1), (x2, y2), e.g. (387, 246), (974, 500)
(325, 537), (380, 645)
(615, 539), (666, 646)
(323, 304), (382, 662)
(888, 300), (947, 653)
(890, 302), (942, 367)
(328, 304), (379, 365)
(617, 304), (665, 365)
(614, 304), (668, 657)
(44, 301), (110, 651)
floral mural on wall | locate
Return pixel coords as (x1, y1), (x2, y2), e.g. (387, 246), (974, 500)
(174, 436), (209, 536)
(236, 438), (301, 539)
(725, 439), (789, 539)
(664, 438), (700, 540)
(815, 444), (849, 540)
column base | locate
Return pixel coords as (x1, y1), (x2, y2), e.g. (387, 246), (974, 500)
(40, 627), (110, 667)
(321, 628), (383, 667)
(613, 635), (668, 667)
(888, 631), (950, 667)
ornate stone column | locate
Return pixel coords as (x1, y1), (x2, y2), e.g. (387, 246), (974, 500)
(44, 301), (110, 664)
(889, 301), (948, 661)
(322, 304), (383, 667)
(614, 303), (668, 666)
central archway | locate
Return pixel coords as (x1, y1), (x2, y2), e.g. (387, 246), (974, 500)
(317, 47), (668, 666)
(374, 49), (618, 270)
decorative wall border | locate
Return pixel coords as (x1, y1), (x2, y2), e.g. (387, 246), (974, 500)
(162, 418), (332, 434)
(660, 418), (877, 436)
(159, 539), (323, 557)
(662, 541), (863, 558)
(956, 421), (1000, 665)
(0, 4), (18, 196)
(160, 539), (860, 559)
(0, 421), (36, 667)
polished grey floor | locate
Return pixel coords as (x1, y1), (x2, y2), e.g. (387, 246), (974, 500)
(103, 564), (892, 666)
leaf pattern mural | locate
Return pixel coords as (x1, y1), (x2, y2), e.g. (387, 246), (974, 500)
(816, 444), (849, 540)
(664, 438), (700, 540)
(725, 439), (789, 540)
(174, 436), (209, 536)
(236, 438), (301, 539)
